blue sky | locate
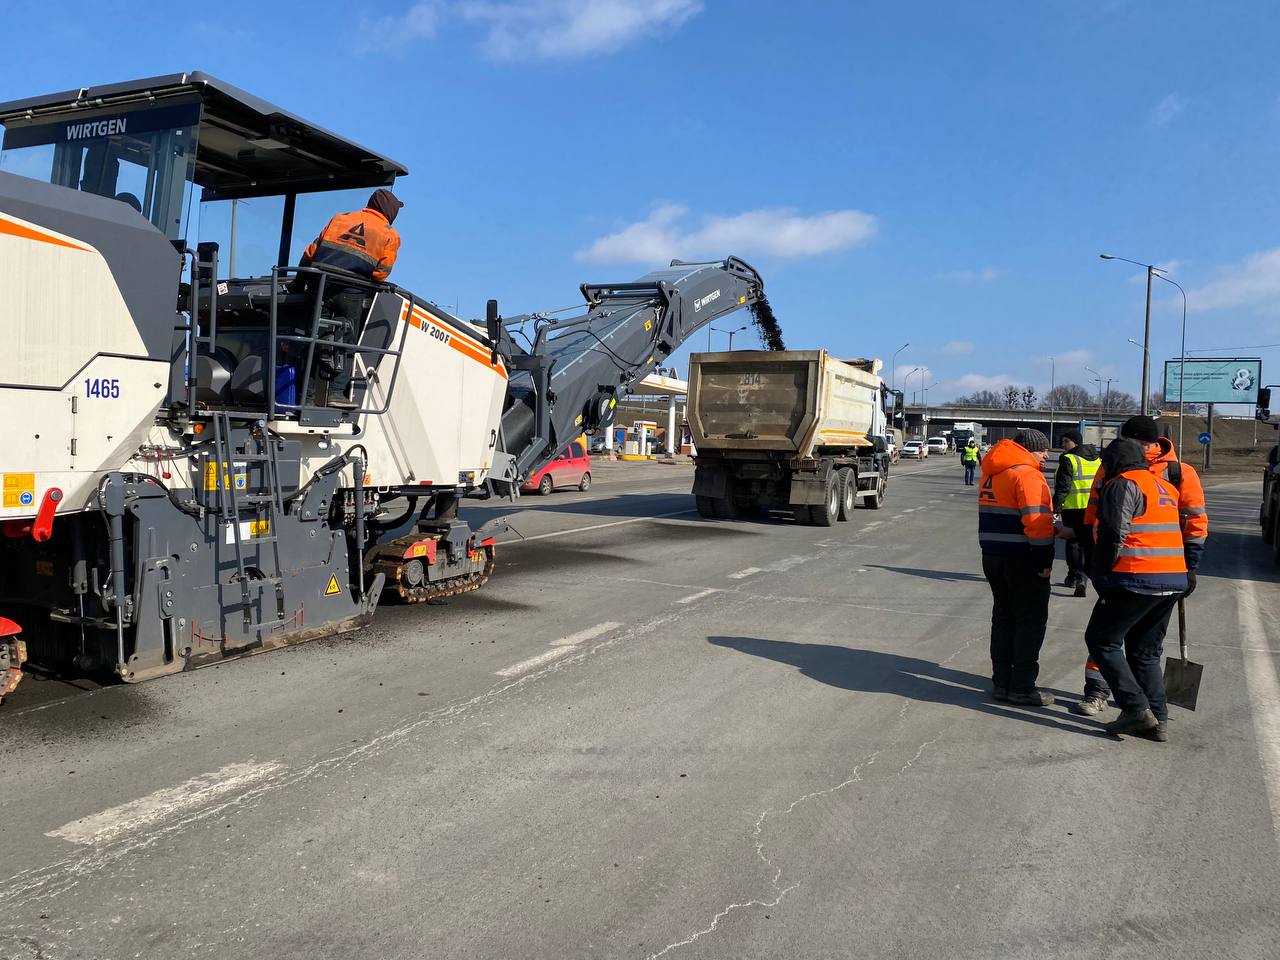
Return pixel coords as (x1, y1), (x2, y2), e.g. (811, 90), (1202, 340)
(2, 0), (1278, 409)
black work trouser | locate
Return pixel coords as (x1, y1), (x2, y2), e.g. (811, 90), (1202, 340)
(1083, 588), (1178, 722)
(1061, 508), (1090, 582)
(982, 555), (1050, 693)
(964, 462), (976, 485)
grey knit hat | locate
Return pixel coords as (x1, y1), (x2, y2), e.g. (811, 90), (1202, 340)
(1013, 428), (1050, 452)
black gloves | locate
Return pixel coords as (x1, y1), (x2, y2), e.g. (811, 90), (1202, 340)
(1184, 570), (1197, 597)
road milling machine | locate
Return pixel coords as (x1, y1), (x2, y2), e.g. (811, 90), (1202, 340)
(0, 73), (768, 699)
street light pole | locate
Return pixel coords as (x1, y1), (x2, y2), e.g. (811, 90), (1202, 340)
(1153, 274), (1189, 453)
(726, 324), (747, 350)
(1100, 254), (1159, 415)
(904, 367), (922, 435)
(1048, 356), (1055, 447)
(891, 342), (910, 393)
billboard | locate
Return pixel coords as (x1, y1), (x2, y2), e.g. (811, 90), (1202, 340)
(1163, 358), (1262, 404)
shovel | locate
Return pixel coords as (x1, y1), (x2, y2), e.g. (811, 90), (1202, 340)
(1163, 598), (1203, 711)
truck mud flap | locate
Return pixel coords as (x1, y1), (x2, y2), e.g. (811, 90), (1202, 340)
(692, 464), (728, 499)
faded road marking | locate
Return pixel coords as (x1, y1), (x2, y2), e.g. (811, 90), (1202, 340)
(496, 647), (575, 677)
(550, 621), (622, 647)
(47, 762), (283, 846)
(676, 588), (718, 604)
(1238, 577), (1280, 845)
(728, 567), (763, 580)
(512, 510), (698, 543)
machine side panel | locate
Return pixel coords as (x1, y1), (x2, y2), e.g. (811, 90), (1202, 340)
(0, 171), (179, 380)
(354, 298), (508, 486)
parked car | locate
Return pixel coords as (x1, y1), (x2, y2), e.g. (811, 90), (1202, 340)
(521, 441), (592, 495)
(926, 436), (948, 455)
(589, 436), (608, 454)
(901, 440), (927, 460)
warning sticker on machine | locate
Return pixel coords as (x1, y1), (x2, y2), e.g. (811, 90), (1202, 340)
(223, 519), (271, 544)
(2, 473), (35, 509)
(324, 574), (342, 596)
(203, 461), (247, 491)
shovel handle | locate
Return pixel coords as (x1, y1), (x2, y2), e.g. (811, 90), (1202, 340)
(1177, 597), (1188, 660)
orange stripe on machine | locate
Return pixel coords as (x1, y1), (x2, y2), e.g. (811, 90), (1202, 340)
(408, 306), (507, 379)
(0, 214), (88, 252)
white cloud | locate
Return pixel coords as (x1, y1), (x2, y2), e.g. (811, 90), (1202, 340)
(359, 0), (443, 51)
(951, 373), (1017, 394)
(942, 340), (974, 355)
(1043, 349), (1092, 368)
(1148, 93), (1187, 127)
(576, 203), (879, 264)
(460, 0), (702, 60)
(936, 266), (1003, 284)
(1186, 248), (1280, 312)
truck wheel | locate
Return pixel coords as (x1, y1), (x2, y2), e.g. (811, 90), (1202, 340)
(1272, 508), (1280, 565)
(539, 475), (554, 496)
(864, 470), (886, 510)
(713, 497), (740, 520)
(696, 495), (717, 519)
(1264, 502), (1275, 543)
(809, 477), (839, 527)
(837, 469), (856, 521)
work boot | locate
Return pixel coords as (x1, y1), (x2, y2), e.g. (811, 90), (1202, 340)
(1062, 575), (1078, 587)
(1007, 689), (1054, 707)
(1071, 695), (1109, 716)
(1105, 707), (1159, 736)
(992, 686), (1010, 703)
(1074, 580), (1088, 598)
(1137, 720), (1169, 743)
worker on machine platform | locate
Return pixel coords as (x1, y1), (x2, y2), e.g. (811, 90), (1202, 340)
(298, 189), (404, 407)
(301, 188), (403, 282)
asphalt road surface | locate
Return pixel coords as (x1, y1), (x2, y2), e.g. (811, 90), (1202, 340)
(3, 456), (1279, 959)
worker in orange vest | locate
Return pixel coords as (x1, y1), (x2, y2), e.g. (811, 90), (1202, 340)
(1073, 416), (1207, 720)
(978, 429), (1056, 705)
(1083, 433), (1189, 740)
(301, 188), (403, 282)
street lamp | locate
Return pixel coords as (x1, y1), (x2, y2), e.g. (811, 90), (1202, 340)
(1100, 253), (1166, 415)
(904, 367), (922, 434)
(1085, 365), (1115, 427)
(708, 323), (748, 351)
(1048, 356), (1055, 447)
(891, 342), (910, 392)
(1156, 274), (1189, 452)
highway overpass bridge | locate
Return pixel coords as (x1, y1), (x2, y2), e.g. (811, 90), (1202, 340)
(899, 405), (1123, 445)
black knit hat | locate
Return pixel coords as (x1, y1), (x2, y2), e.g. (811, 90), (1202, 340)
(1061, 429), (1083, 447)
(1120, 415), (1160, 444)
(1013, 428), (1050, 452)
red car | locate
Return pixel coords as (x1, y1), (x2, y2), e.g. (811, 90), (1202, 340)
(522, 441), (592, 495)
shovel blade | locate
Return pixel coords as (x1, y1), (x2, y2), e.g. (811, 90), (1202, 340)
(1163, 656), (1204, 711)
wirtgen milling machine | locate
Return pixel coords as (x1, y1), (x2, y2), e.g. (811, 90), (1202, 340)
(0, 73), (767, 699)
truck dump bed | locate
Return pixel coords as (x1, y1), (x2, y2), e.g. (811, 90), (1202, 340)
(688, 350), (884, 458)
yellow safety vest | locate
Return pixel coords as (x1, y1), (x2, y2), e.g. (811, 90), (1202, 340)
(1062, 452), (1100, 510)
(962, 445), (979, 463)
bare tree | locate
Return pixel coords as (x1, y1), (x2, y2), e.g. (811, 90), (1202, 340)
(1103, 390), (1139, 412)
(1003, 385), (1021, 408)
(1045, 383), (1093, 410)
(952, 389), (1006, 406)
(1021, 386), (1038, 409)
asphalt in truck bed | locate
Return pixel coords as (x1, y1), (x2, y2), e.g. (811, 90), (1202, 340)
(2, 455), (1279, 959)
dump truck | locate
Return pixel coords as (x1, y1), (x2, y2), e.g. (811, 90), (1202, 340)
(687, 350), (891, 525)
(0, 71), (768, 699)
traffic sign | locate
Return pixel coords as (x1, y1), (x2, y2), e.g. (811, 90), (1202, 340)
(1198, 432), (1211, 445)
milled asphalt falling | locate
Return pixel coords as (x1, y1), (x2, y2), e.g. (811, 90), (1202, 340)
(1, 456), (1278, 959)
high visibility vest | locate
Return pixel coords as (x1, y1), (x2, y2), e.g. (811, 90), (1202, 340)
(302, 208), (400, 282)
(1061, 452), (1100, 510)
(962, 445), (978, 463)
(1109, 468), (1187, 584)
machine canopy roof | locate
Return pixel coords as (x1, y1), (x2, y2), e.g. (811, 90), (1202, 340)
(0, 71), (408, 201)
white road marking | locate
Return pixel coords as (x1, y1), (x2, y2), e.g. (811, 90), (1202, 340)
(499, 620), (623, 674)
(511, 510), (697, 543)
(495, 647), (576, 677)
(47, 761), (283, 846)
(1237, 577), (1280, 846)
(677, 588), (719, 604)
(728, 567), (763, 580)
(550, 621), (622, 647)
